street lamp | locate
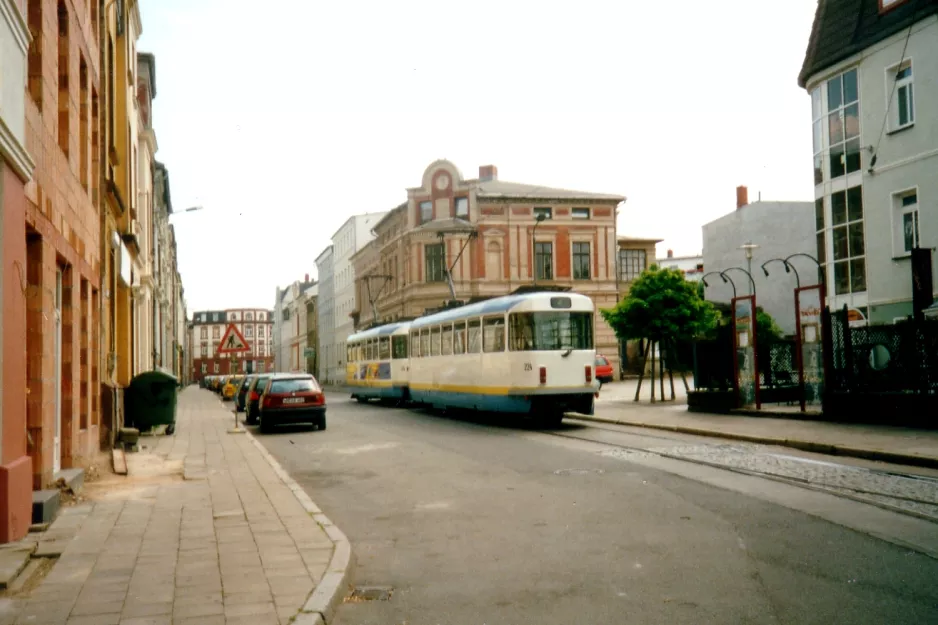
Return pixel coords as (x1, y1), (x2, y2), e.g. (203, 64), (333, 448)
(702, 270), (736, 299)
(532, 212), (548, 286)
(761, 258), (800, 289)
(740, 242), (759, 276)
(723, 266), (757, 296)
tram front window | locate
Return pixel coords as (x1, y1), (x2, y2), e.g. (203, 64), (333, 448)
(509, 312), (593, 351)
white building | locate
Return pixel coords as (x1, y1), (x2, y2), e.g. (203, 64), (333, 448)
(799, 0), (938, 324)
(314, 213), (388, 384)
(657, 249), (704, 282)
(273, 277), (316, 372)
(315, 247), (335, 384)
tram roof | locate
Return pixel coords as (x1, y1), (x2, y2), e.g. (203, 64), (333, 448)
(410, 291), (593, 329)
(347, 321), (410, 343)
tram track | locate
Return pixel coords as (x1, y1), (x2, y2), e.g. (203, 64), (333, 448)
(553, 419), (938, 524)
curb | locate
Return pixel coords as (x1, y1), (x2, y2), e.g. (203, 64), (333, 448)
(245, 430), (353, 625)
(570, 414), (938, 470)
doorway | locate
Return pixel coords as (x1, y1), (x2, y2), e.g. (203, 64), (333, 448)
(53, 268), (62, 474)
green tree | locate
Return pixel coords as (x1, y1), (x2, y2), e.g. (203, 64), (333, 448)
(756, 308), (783, 345)
(602, 266), (719, 344)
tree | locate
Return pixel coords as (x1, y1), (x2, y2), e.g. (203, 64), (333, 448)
(756, 309), (783, 345)
(602, 266), (719, 401)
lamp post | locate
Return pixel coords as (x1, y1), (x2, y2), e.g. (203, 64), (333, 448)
(532, 212), (547, 286)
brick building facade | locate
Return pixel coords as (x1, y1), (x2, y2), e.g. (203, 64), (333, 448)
(1, 0), (38, 542)
(189, 309), (275, 382)
(351, 161), (627, 371)
(23, 0), (103, 493)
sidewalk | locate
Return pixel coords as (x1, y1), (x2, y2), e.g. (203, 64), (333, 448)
(585, 381), (938, 469)
(0, 388), (350, 625)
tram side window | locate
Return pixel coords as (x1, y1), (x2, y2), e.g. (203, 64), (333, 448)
(454, 321), (466, 354)
(410, 332), (420, 358)
(368, 339), (376, 360)
(467, 319), (482, 353)
(442, 324), (453, 355)
(483, 317), (506, 352)
(420, 329), (430, 357)
(392, 336), (408, 359)
(430, 327), (441, 356)
(379, 337), (391, 360)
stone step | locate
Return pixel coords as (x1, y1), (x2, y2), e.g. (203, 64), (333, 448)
(31, 490), (60, 525)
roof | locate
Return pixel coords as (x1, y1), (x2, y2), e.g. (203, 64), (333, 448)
(475, 179), (625, 202)
(410, 291), (593, 330)
(618, 236), (664, 244)
(372, 202), (408, 233)
(798, 0), (938, 88)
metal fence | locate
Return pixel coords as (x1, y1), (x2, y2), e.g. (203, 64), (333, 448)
(828, 306), (938, 394)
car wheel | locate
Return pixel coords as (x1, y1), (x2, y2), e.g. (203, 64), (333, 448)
(259, 413), (273, 434)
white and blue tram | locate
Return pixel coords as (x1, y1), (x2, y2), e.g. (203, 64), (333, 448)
(346, 291), (598, 424)
(345, 321), (412, 402)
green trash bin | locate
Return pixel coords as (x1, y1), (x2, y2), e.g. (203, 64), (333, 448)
(125, 368), (179, 434)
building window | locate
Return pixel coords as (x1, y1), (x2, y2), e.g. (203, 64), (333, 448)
(200, 341), (207, 357)
(619, 249), (647, 281)
(534, 207), (552, 221)
(212, 326), (220, 339)
(245, 326), (253, 338)
(572, 242), (591, 280)
(425, 243), (446, 282)
(27, 0), (42, 108)
(535, 242), (553, 281)
(815, 198), (827, 289)
(258, 312), (265, 320)
(214, 363), (220, 373)
(420, 201), (433, 224)
(811, 87), (823, 184)
(201, 363), (207, 374)
(245, 312), (253, 321)
(889, 60), (914, 131)
(894, 190), (919, 255)
(200, 327), (207, 339)
(212, 341), (219, 355)
(572, 207), (590, 219)
(826, 68), (860, 179)
(830, 185), (866, 295)
(455, 197), (469, 218)
(57, 1), (70, 156)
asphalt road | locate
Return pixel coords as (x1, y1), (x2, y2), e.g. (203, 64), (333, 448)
(256, 394), (938, 625)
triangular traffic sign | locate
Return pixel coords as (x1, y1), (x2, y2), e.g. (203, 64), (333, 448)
(217, 324), (251, 354)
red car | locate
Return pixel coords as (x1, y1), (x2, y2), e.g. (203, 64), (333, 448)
(257, 374), (327, 434)
(594, 355), (614, 384)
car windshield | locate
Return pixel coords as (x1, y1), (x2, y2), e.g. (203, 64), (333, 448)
(269, 378), (319, 394)
(251, 377), (270, 390)
(596, 356), (608, 366)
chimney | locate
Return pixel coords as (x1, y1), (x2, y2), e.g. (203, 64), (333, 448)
(736, 185), (748, 210)
(479, 165), (498, 182)
(304, 273), (309, 283)
(667, 249), (674, 259)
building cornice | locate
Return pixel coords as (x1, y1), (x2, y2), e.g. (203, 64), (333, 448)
(0, 117), (35, 182)
(0, 0), (29, 54)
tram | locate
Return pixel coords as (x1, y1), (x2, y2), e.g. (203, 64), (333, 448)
(345, 321), (412, 402)
(345, 291), (598, 424)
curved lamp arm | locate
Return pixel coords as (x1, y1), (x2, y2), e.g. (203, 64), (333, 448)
(722, 267), (756, 297)
(702, 271), (737, 300)
(761, 258), (800, 289)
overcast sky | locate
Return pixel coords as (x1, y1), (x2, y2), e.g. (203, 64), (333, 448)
(138, 0), (819, 315)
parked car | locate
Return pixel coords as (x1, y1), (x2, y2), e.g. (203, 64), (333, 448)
(234, 375), (256, 412)
(222, 376), (243, 400)
(257, 374), (326, 434)
(244, 373), (279, 425)
(595, 355), (614, 384)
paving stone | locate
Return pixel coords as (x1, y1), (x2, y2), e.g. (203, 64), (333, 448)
(120, 600), (173, 618)
(174, 616), (225, 625)
(66, 615), (122, 625)
(69, 599), (126, 616)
